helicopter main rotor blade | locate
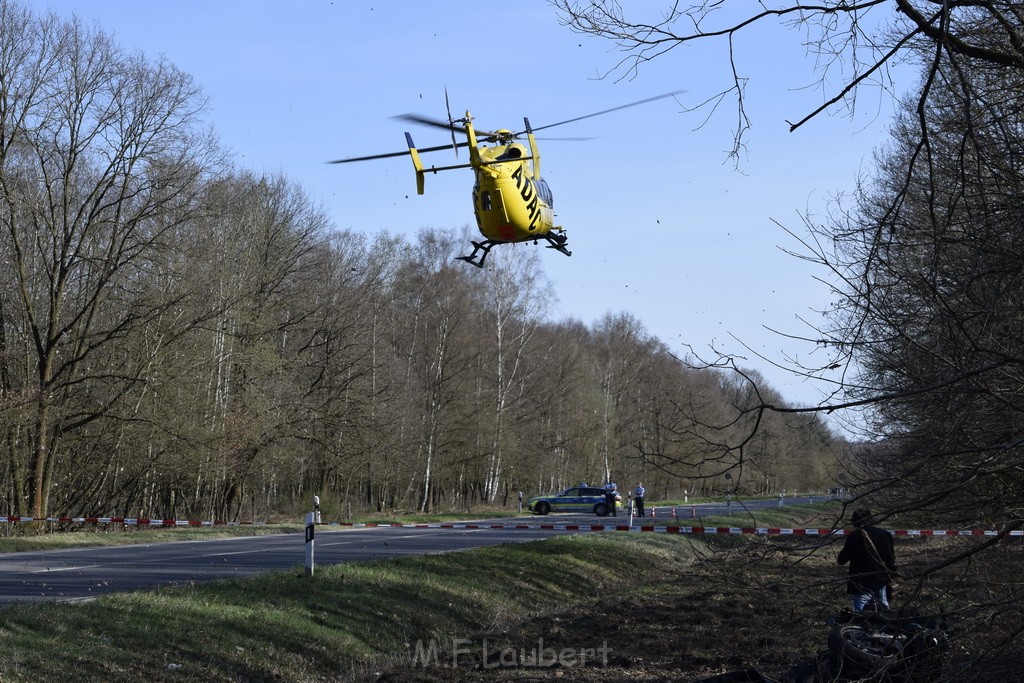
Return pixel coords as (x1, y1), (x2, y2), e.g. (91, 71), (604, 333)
(334, 89), (673, 165)
(328, 141), (470, 164)
(392, 113), (460, 131)
(392, 113), (502, 140)
(524, 89), (686, 135)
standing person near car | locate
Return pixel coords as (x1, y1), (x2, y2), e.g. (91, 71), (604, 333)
(837, 508), (897, 612)
(604, 481), (618, 517)
(634, 483), (646, 517)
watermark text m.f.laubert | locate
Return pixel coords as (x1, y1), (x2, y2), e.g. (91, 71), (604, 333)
(410, 637), (612, 669)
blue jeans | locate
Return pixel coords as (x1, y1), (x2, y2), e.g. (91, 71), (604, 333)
(852, 588), (889, 612)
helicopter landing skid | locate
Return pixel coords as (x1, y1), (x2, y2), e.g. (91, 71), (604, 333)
(457, 234), (571, 268)
(543, 232), (572, 258)
(456, 240), (500, 268)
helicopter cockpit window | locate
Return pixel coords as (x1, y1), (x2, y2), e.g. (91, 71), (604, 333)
(536, 179), (554, 208)
(480, 190), (491, 211)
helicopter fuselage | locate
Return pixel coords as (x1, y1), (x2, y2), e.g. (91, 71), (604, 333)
(401, 112), (569, 266)
(471, 141), (556, 243)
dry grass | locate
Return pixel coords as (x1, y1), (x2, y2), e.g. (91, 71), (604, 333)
(369, 534), (1024, 682)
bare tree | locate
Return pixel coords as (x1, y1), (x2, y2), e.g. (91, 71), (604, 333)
(389, 231), (477, 513)
(808, 58), (1024, 521)
(476, 249), (552, 503)
(555, 1), (1024, 160)
(192, 173), (328, 520)
(525, 320), (605, 493)
(0, 2), (218, 517)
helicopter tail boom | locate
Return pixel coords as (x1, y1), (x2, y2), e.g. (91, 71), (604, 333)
(405, 132), (476, 193)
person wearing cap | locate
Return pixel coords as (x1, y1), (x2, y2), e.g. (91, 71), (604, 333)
(837, 507), (897, 611)
(603, 481), (618, 517)
(634, 483), (646, 517)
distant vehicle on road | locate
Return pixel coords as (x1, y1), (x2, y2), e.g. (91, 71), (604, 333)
(527, 486), (622, 517)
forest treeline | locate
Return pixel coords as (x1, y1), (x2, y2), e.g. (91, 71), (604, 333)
(0, 1), (837, 522)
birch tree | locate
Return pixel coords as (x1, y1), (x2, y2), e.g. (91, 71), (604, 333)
(478, 250), (551, 502)
(390, 231), (475, 512)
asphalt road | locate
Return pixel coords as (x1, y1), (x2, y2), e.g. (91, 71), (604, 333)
(0, 521), (576, 605)
(0, 496), (834, 606)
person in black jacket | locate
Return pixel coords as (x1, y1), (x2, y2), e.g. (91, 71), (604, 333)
(837, 508), (897, 611)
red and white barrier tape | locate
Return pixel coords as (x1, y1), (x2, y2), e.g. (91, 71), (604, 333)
(0, 516), (262, 527)
(2, 515), (1019, 537)
(320, 521), (1024, 537)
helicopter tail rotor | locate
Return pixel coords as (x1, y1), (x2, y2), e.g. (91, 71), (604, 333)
(445, 87), (458, 158)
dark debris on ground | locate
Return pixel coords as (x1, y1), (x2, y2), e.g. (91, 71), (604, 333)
(366, 536), (1024, 682)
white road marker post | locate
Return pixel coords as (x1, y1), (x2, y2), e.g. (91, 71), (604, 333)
(305, 495), (319, 577)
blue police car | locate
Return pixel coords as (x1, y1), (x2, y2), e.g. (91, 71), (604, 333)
(527, 486), (622, 516)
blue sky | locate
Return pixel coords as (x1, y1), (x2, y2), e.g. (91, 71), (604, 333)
(32, 1), (902, 409)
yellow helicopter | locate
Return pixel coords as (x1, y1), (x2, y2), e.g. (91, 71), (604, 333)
(329, 91), (684, 268)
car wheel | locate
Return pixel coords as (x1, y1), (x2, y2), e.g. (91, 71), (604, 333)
(535, 501), (550, 515)
(594, 503), (608, 517)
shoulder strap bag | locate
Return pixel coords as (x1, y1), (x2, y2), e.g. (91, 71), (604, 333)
(861, 529), (897, 589)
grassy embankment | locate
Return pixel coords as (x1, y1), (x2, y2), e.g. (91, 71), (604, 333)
(0, 504), (840, 681)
